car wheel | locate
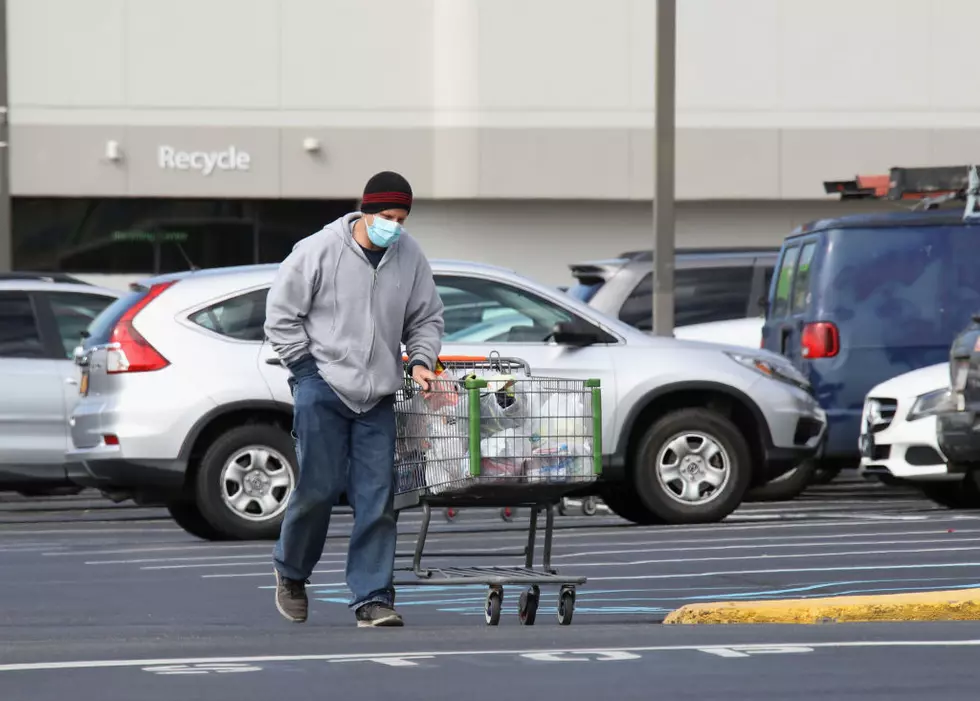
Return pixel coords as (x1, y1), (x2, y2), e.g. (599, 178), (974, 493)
(918, 476), (980, 510)
(810, 463), (843, 485)
(632, 407), (751, 524)
(166, 500), (230, 541)
(599, 483), (664, 525)
(194, 424), (298, 540)
(743, 460), (816, 503)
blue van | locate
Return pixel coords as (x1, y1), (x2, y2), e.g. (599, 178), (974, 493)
(762, 166), (980, 470)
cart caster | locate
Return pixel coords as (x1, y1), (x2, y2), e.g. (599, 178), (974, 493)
(557, 586), (575, 625)
(485, 587), (503, 626)
(500, 507), (515, 522)
(444, 507), (458, 523)
(582, 497), (598, 516)
(519, 586), (540, 626)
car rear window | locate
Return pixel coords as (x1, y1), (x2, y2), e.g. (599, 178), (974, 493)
(83, 286), (149, 347)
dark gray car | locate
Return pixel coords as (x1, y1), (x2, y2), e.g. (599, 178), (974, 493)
(567, 248), (778, 330)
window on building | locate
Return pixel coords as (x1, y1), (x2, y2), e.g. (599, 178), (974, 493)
(12, 197), (356, 275)
(0, 292), (45, 359)
(188, 288), (270, 342)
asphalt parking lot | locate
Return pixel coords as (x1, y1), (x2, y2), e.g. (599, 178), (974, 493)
(3, 477), (980, 700)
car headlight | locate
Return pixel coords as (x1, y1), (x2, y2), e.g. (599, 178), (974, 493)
(725, 352), (810, 390)
(906, 387), (955, 421)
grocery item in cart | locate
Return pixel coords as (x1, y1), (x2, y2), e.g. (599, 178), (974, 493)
(525, 440), (592, 482)
(524, 392), (589, 445)
(479, 427), (525, 478)
(477, 373), (527, 435)
(423, 407), (470, 494)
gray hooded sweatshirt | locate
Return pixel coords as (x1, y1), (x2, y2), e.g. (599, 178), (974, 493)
(264, 212), (444, 413)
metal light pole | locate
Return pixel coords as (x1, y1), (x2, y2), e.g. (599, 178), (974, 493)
(652, 0), (676, 335)
(0, 0), (10, 273)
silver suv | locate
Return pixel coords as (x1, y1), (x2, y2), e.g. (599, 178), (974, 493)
(67, 261), (826, 540)
(0, 273), (120, 495)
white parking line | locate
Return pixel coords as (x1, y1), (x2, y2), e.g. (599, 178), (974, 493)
(140, 559), (347, 571)
(564, 544), (980, 569)
(203, 567), (346, 579)
(586, 561), (980, 582)
(553, 536), (980, 560)
(2, 639), (979, 673)
(204, 545), (980, 580)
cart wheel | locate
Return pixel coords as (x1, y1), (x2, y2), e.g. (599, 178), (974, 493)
(444, 507), (458, 522)
(582, 497), (598, 517)
(485, 588), (503, 626)
(519, 586), (540, 626)
(500, 507), (515, 522)
(557, 586), (575, 625)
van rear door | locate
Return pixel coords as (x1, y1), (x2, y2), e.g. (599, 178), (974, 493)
(762, 237), (822, 371)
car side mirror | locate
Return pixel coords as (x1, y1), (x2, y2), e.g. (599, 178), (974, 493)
(551, 320), (601, 348)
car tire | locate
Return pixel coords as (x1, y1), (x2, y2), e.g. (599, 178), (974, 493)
(631, 407), (752, 524)
(166, 501), (230, 541)
(918, 475), (980, 510)
(743, 460), (816, 503)
(599, 483), (664, 525)
(194, 424), (298, 541)
(811, 463), (843, 485)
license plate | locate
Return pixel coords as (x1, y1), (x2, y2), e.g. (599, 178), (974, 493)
(79, 371), (89, 397)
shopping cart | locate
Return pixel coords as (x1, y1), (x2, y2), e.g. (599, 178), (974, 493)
(391, 353), (602, 626)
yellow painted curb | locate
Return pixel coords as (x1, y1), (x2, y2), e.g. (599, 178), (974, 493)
(662, 588), (980, 624)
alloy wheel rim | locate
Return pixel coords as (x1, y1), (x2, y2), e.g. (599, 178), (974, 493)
(655, 432), (731, 506)
(219, 446), (294, 522)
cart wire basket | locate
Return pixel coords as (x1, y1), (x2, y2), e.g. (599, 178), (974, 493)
(391, 353), (602, 626)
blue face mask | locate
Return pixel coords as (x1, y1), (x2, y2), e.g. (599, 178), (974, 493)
(366, 216), (403, 248)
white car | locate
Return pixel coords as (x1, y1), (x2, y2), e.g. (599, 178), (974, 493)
(858, 363), (956, 483)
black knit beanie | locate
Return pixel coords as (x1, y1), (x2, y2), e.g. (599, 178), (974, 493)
(360, 171), (413, 214)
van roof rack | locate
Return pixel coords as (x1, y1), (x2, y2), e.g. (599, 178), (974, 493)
(824, 164), (980, 221)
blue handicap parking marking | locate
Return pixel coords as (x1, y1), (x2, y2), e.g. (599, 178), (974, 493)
(297, 576), (980, 618)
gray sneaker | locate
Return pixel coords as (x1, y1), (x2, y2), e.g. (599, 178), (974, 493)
(274, 569), (309, 623)
(355, 602), (404, 628)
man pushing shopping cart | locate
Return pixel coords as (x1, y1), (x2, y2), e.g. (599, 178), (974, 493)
(263, 171), (445, 628)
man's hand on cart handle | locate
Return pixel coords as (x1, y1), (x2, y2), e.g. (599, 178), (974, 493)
(411, 363), (438, 393)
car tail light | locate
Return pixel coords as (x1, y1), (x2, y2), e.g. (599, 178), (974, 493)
(801, 321), (840, 359)
(107, 281), (175, 374)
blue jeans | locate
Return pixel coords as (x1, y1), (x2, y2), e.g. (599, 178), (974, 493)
(273, 367), (398, 611)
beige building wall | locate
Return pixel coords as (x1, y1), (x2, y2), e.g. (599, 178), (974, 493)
(8, 0), (980, 201)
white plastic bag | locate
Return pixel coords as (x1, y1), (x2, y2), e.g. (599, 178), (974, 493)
(524, 392), (588, 444)
(477, 374), (526, 435)
(422, 406), (470, 494)
(478, 428), (525, 479)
